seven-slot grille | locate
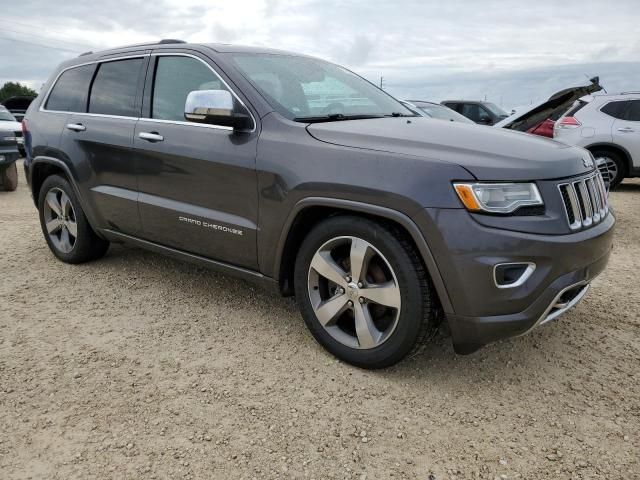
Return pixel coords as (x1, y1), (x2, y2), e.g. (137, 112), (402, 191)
(558, 172), (609, 231)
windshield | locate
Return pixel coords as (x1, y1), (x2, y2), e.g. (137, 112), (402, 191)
(414, 103), (474, 123)
(230, 53), (414, 121)
(483, 102), (508, 117)
(0, 109), (16, 122)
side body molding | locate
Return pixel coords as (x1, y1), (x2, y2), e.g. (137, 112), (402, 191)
(273, 197), (454, 314)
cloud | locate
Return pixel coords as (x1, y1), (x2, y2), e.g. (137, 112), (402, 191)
(1, 0), (638, 106)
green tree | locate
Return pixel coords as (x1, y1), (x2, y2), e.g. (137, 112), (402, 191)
(0, 82), (37, 103)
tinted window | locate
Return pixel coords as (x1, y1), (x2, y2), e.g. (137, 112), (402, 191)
(89, 58), (143, 117)
(45, 64), (95, 112)
(461, 103), (481, 122)
(624, 100), (640, 121)
(601, 101), (629, 120)
(152, 56), (227, 121)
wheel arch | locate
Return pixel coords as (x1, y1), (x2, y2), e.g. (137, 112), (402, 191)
(274, 197), (454, 314)
(584, 142), (633, 175)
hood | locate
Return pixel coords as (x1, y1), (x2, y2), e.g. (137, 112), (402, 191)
(495, 76), (603, 131)
(306, 117), (595, 181)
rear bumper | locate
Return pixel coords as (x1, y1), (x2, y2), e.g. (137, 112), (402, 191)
(412, 208), (615, 353)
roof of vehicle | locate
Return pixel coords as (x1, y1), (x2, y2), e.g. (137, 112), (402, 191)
(75, 40), (304, 61)
(441, 100), (493, 105)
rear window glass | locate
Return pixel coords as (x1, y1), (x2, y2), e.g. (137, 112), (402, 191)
(45, 64), (95, 112)
(601, 101), (629, 120)
(89, 58), (143, 117)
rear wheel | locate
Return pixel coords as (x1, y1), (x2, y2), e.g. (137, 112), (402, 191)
(1, 162), (18, 191)
(294, 216), (439, 369)
(38, 175), (109, 263)
(592, 149), (625, 189)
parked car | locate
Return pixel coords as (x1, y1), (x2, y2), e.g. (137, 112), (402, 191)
(400, 100), (475, 124)
(0, 106), (21, 191)
(494, 77), (603, 138)
(553, 92), (640, 188)
(24, 40), (614, 368)
(2, 95), (36, 123)
(441, 100), (509, 125)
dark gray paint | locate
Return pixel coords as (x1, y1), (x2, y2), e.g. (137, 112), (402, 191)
(24, 42), (615, 354)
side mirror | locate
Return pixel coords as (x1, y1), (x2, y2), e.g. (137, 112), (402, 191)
(477, 117), (493, 125)
(184, 90), (253, 130)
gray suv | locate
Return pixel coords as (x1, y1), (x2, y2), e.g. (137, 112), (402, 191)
(23, 41), (615, 368)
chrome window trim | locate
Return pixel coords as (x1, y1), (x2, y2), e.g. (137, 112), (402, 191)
(39, 51), (257, 133)
(39, 54), (150, 117)
(148, 52), (257, 133)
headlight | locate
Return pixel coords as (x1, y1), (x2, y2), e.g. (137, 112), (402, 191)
(453, 182), (543, 214)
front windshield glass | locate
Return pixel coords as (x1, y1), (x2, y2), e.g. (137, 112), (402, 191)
(483, 102), (508, 117)
(230, 53), (414, 121)
(0, 109), (16, 121)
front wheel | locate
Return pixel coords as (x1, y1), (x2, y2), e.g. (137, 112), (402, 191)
(294, 216), (439, 369)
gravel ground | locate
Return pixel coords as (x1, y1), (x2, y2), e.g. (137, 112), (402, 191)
(1, 164), (638, 480)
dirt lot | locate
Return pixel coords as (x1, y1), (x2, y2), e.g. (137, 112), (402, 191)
(1, 164), (638, 480)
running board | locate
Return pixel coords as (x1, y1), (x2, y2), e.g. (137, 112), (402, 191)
(101, 229), (279, 292)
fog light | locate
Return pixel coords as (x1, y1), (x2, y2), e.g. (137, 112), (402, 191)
(494, 262), (536, 289)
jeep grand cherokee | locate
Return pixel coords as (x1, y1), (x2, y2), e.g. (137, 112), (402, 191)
(23, 40), (615, 368)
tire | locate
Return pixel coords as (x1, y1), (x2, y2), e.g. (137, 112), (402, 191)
(37, 174), (109, 263)
(591, 149), (626, 189)
(294, 216), (439, 369)
(1, 162), (18, 191)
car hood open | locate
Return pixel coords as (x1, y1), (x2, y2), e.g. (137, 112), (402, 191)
(495, 77), (603, 132)
(306, 117), (594, 181)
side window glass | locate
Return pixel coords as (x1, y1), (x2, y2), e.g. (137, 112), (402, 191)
(478, 107), (492, 122)
(152, 56), (229, 122)
(89, 58), (143, 117)
(624, 100), (640, 121)
(45, 64), (95, 112)
(601, 101), (629, 120)
(462, 104), (479, 121)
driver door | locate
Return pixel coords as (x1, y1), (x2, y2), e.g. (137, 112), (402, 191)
(133, 53), (259, 269)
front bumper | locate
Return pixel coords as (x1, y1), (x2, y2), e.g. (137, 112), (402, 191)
(413, 207), (615, 353)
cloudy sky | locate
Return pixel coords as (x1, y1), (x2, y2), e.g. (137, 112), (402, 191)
(1, 0), (639, 109)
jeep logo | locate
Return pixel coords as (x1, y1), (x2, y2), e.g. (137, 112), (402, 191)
(582, 156), (594, 169)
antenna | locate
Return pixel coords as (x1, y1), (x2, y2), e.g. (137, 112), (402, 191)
(379, 76), (385, 90)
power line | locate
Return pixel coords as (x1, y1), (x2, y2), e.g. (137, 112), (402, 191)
(0, 35), (82, 54)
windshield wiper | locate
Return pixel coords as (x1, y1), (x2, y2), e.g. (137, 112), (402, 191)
(294, 113), (385, 123)
(385, 112), (418, 118)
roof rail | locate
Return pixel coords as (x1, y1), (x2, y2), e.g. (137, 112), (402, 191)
(621, 91), (640, 95)
(158, 39), (186, 44)
(79, 51), (93, 56)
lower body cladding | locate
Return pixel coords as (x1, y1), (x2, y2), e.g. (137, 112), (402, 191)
(413, 208), (615, 354)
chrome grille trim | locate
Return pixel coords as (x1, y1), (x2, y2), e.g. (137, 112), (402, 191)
(558, 172), (609, 231)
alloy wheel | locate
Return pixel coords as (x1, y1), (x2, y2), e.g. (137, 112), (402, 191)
(595, 156), (618, 189)
(43, 187), (77, 253)
(307, 236), (401, 349)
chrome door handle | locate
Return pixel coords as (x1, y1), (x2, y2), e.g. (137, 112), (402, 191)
(617, 127), (634, 133)
(139, 132), (164, 142)
(66, 123), (86, 132)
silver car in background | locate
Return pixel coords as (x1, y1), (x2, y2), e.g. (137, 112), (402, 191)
(554, 92), (640, 188)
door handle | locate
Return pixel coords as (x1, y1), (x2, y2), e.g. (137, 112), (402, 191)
(617, 127), (634, 133)
(139, 132), (164, 142)
(66, 123), (86, 132)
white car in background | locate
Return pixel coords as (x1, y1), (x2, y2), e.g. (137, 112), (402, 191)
(400, 100), (475, 124)
(554, 92), (640, 188)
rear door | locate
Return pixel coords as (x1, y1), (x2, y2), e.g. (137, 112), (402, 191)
(132, 52), (259, 269)
(611, 99), (640, 168)
(59, 54), (148, 235)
